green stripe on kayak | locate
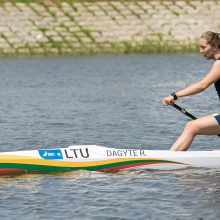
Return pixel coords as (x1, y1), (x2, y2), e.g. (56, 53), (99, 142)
(0, 159), (180, 173)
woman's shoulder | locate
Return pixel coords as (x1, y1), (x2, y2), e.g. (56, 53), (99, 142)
(210, 60), (220, 76)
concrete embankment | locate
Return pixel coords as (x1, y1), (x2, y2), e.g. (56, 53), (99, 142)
(0, 0), (220, 56)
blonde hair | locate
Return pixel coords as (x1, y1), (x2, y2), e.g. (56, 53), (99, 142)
(201, 31), (220, 49)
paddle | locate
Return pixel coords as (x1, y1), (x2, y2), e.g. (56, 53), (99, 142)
(172, 103), (220, 137)
(172, 103), (197, 120)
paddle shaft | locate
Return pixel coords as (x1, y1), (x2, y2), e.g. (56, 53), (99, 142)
(172, 103), (220, 137)
(172, 103), (197, 120)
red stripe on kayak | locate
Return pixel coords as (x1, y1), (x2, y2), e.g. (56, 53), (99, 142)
(97, 161), (174, 172)
(0, 168), (27, 174)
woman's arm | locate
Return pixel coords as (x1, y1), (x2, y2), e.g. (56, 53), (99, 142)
(163, 61), (220, 106)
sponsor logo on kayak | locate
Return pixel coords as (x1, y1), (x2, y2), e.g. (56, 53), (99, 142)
(64, 148), (89, 159)
(38, 149), (63, 160)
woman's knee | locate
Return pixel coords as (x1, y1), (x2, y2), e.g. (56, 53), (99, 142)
(183, 121), (199, 136)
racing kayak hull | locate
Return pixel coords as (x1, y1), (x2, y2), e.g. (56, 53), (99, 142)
(0, 145), (220, 174)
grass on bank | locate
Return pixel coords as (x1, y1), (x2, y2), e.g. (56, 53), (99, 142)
(0, 39), (199, 57)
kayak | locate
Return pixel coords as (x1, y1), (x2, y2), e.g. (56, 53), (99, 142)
(0, 145), (220, 174)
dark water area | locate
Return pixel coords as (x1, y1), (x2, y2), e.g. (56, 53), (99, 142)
(0, 54), (219, 219)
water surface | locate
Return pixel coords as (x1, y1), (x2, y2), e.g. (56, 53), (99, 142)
(0, 54), (219, 219)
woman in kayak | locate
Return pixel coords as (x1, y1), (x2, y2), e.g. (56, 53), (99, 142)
(163, 31), (220, 151)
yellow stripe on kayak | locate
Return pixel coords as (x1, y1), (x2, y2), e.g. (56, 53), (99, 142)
(0, 154), (171, 167)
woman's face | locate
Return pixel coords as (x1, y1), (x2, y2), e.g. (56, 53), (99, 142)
(199, 37), (216, 59)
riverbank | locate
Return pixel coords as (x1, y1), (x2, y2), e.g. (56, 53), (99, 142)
(0, 0), (219, 56)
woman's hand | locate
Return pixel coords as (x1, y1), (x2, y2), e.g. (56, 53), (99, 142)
(162, 95), (175, 106)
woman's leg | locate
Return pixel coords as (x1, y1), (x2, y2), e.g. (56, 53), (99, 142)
(170, 115), (220, 151)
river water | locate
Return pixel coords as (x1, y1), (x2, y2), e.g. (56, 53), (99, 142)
(0, 54), (220, 219)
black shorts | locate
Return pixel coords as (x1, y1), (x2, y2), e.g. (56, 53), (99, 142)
(213, 113), (220, 125)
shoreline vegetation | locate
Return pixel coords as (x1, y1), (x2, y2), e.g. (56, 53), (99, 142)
(0, 0), (217, 56)
(0, 40), (199, 57)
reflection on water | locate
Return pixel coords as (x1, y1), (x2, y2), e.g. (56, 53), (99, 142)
(0, 54), (220, 219)
(0, 167), (220, 219)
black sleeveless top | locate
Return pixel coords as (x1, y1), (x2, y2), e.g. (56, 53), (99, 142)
(214, 58), (220, 99)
